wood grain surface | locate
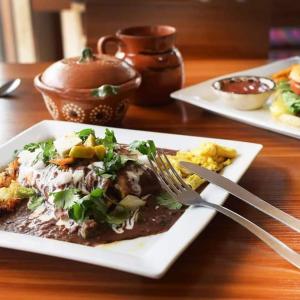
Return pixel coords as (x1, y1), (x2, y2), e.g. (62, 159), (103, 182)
(1, 59), (300, 299)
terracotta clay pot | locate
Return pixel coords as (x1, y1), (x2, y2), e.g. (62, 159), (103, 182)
(34, 48), (141, 125)
(98, 25), (184, 106)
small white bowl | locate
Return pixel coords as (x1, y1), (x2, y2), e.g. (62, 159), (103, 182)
(212, 76), (275, 110)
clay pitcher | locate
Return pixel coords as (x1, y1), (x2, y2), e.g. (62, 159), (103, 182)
(98, 25), (184, 106)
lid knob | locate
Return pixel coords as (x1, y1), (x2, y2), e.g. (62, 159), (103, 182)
(78, 48), (96, 63)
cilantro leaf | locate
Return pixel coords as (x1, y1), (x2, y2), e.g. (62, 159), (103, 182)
(103, 149), (122, 173)
(94, 151), (133, 181)
(52, 188), (80, 209)
(89, 197), (108, 223)
(156, 192), (182, 210)
(101, 129), (117, 149)
(90, 188), (104, 199)
(22, 139), (57, 164)
(39, 140), (57, 163)
(24, 142), (40, 152)
(27, 195), (45, 211)
(68, 202), (86, 221)
(130, 140), (157, 157)
(76, 128), (95, 142)
(93, 129), (131, 180)
(52, 186), (131, 226)
(66, 188), (113, 224)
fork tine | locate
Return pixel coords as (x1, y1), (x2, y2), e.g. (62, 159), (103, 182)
(161, 152), (191, 190)
(148, 156), (177, 197)
(152, 154), (180, 194)
(155, 153), (183, 191)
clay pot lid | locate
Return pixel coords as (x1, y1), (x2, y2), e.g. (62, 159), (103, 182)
(41, 48), (137, 90)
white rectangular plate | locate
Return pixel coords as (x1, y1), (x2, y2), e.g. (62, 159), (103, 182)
(171, 56), (300, 139)
(0, 120), (262, 278)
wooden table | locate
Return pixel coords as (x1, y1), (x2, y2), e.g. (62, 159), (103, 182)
(1, 59), (300, 299)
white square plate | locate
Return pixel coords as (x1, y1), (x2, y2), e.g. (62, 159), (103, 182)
(0, 120), (262, 278)
(171, 56), (300, 139)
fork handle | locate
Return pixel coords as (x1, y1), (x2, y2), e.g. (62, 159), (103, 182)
(201, 200), (300, 269)
(181, 161), (300, 232)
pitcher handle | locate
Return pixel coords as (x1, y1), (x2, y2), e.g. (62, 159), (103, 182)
(97, 35), (123, 55)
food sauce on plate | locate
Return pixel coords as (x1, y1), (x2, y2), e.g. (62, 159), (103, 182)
(220, 77), (270, 94)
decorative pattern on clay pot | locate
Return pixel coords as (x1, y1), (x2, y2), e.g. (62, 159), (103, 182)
(89, 104), (113, 124)
(62, 103), (85, 123)
(115, 98), (130, 120)
(43, 95), (59, 119)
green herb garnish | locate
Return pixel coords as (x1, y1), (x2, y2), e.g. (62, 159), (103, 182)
(24, 143), (40, 152)
(93, 129), (127, 179)
(156, 192), (182, 210)
(27, 195), (45, 211)
(52, 188), (81, 210)
(94, 153), (134, 181)
(76, 128), (95, 142)
(103, 150), (123, 173)
(52, 188), (130, 225)
(40, 140), (57, 163)
(130, 140), (157, 157)
(22, 139), (57, 164)
(100, 129), (117, 149)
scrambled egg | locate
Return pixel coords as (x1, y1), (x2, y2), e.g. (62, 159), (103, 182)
(168, 142), (237, 190)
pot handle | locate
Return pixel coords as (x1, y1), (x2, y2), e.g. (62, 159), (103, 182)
(97, 35), (123, 55)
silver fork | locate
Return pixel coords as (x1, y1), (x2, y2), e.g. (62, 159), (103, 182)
(148, 151), (300, 270)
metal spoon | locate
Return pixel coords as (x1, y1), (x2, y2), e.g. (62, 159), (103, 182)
(0, 78), (21, 97)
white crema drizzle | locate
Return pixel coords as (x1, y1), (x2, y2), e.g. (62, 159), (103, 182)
(111, 209), (140, 234)
(17, 149), (108, 198)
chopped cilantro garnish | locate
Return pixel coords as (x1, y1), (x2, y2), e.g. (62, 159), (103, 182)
(40, 140), (57, 163)
(52, 188), (81, 209)
(100, 129), (117, 149)
(27, 195), (45, 211)
(76, 128), (95, 142)
(52, 188), (130, 225)
(130, 140), (157, 157)
(24, 143), (40, 152)
(94, 152), (134, 181)
(22, 139), (57, 164)
(92, 129), (134, 180)
(156, 192), (182, 210)
(68, 202), (86, 222)
(103, 149), (123, 173)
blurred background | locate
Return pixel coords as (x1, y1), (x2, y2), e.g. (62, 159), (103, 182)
(1, 0), (300, 63)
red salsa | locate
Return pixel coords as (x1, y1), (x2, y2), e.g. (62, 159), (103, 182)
(219, 77), (270, 94)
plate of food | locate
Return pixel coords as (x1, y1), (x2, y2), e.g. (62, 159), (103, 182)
(0, 120), (261, 278)
(171, 56), (300, 139)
